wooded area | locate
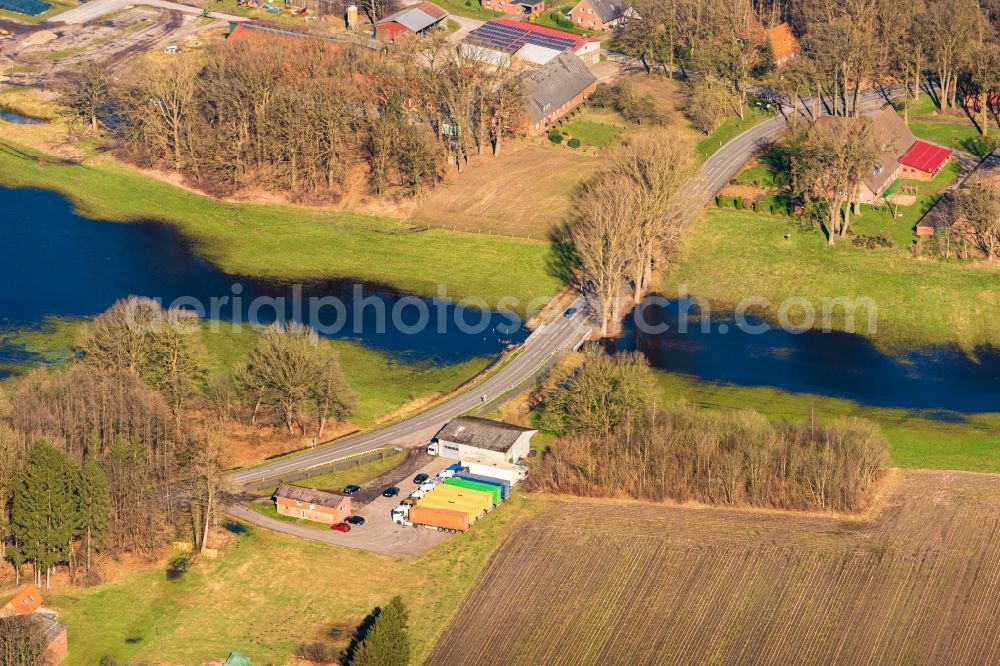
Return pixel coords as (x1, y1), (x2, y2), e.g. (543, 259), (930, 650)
(63, 32), (527, 201)
(530, 350), (890, 512)
(0, 298), (356, 587)
(566, 129), (696, 336)
(617, 0), (1000, 130)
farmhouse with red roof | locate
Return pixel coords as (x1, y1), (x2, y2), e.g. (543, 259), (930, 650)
(815, 107), (952, 204)
(899, 141), (952, 179)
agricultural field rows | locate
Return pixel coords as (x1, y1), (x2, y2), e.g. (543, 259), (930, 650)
(428, 471), (1000, 665)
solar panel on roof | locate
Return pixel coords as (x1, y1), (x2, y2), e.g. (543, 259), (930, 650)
(467, 21), (577, 55)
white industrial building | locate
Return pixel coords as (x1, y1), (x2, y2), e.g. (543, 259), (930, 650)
(432, 416), (536, 465)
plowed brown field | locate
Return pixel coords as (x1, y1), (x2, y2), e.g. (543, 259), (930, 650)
(427, 471), (1000, 665)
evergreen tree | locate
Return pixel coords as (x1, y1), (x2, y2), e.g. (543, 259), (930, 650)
(77, 457), (110, 576)
(350, 596), (411, 666)
(11, 441), (81, 588)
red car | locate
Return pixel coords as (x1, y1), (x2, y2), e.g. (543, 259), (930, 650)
(331, 522), (351, 533)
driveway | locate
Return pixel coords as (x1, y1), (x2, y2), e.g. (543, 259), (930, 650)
(446, 14), (482, 42)
(226, 456), (454, 560)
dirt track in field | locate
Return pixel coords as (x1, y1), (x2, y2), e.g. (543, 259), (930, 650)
(428, 470), (1000, 665)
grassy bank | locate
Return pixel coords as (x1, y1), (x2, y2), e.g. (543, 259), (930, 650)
(289, 448), (406, 492)
(658, 371), (1000, 473)
(1, 319), (492, 429)
(426, 0), (497, 19)
(48, 498), (543, 665)
(697, 105), (775, 158)
(0, 140), (563, 312)
(667, 207), (1000, 350)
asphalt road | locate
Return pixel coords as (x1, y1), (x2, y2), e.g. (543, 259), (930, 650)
(229, 87), (904, 494)
(230, 301), (593, 489)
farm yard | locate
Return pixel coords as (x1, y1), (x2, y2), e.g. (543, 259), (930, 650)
(428, 470), (1000, 665)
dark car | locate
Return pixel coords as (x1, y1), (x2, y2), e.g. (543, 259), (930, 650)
(331, 522), (351, 533)
(382, 486), (400, 498)
(564, 307), (578, 317)
(345, 515), (366, 526)
(413, 473), (430, 484)
(343, 484), (361, 495)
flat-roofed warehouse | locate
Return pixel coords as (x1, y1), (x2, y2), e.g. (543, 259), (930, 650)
(433, 416), (537, 465)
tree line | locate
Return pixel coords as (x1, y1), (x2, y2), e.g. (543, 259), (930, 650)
(0, 298), (357, 586)
(565, 129), (696, 336)
(529, 349), (890, 513)
(617, 0), (1000, 131)
(62, 32), (527, 201)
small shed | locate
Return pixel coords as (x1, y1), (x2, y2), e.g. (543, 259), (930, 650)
(224, 652), (254, 666)
(899, 140), (952, 179)
(274, 484), (351, 524)
(434, 416), (536, 465)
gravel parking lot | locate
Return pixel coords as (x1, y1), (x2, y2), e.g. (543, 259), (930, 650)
(227, 454), (456, 560)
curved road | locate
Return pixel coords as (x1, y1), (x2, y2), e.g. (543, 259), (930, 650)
(229, 87), (899, 491)
(230, 302), (593, 488)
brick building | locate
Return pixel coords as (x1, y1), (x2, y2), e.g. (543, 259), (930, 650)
(274, 484), (351, 524)
(482, 0), (545, 16)
(567, 0), (627, 31)
(524, 51), (598, 134)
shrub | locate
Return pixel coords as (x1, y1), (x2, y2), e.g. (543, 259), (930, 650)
(734, 197), (743, 210)
(772, 171), (790, 187)
(548, 131), (563, 144)
(297, 641), (339, 664)
(756, 201), (771, 215)
(531, 405), (890, 513)
(851, 233), (895, 249)
(567, 138), (582, 149)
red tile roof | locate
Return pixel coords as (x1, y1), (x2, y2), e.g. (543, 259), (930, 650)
(899, 140), (952, 173)
(765, 22), (800, 63)
(3, 585), (43, 616)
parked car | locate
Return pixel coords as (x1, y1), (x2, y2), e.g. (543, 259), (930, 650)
(413, 473), (430, 484)
(343, 484), (361, 495)
(437, 469), (456, 480)
(345, 515), (365, 526)
(564, 307), (578, 317)
(331, 522), (351, 532)
(382, 486), (400, 498)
